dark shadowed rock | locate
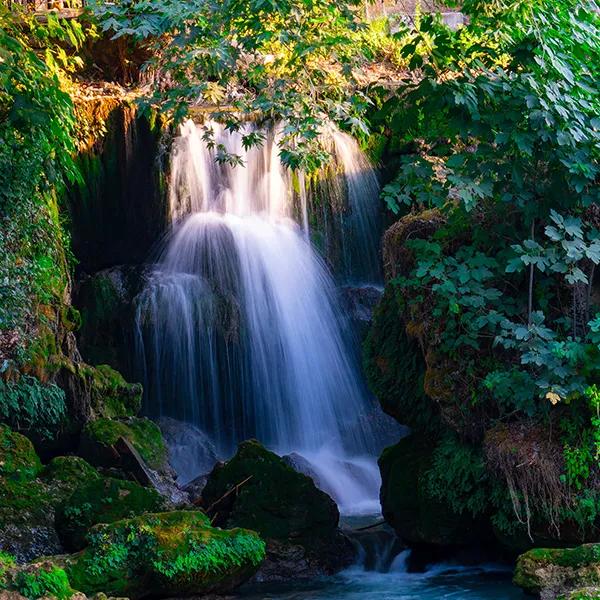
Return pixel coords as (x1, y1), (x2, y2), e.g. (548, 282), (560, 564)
(203, 440), (356, 581)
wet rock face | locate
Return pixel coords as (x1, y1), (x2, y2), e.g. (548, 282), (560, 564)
(514, 544), (600, 600)
(158, 417), (220, 486)
(75, 265), (147, 378)
(202, 440), (356, 580)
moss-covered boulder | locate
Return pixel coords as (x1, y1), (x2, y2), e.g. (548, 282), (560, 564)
(56, 476), (165, 551)
(202, 440), (354, 579)
(62, 511), (265, 598)
(76, 266), (146, 376)
(0, 445), (101, 562)
(379, 434), (486, 547)
(514, 545), (600, 598)
(0, 425), (42, 482)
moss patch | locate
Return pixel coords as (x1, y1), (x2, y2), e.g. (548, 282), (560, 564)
(64, 511), (265, 598)
(363, 286), (439, 434)
(56, 476), (164, 551)
(81, 416), (167, 469)
(82, 363), (142, 419)
(0, 425), (42, 482)
(7, 561), (76, 600)
(0, 452), (100, 562)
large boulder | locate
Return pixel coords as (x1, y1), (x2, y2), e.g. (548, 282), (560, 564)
(202, 440), (355, 580)
(0, 428), (101, 562)
(63, 511), (265, 598)
(379, 434), (486, 548)
(514, 544), (600, 599)
(55, 476), (165, 551)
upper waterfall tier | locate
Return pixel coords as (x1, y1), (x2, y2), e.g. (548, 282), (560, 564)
(167, 120), (382, 283)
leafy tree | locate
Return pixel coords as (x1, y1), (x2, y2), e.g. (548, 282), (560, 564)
(88, 0), (380, 169)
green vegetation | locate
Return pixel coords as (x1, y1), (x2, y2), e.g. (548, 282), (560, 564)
(0, 424), (42, 482)
(369, 0), (600, 546)
(12, 565), (75, 600)
(0, 5), (84, 365)
(0, 376), (66, 439)
(87, 0), (380, 170)
(65, 511), (265, 597)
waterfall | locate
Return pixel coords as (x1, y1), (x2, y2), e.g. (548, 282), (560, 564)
(135, 120), (388, 514)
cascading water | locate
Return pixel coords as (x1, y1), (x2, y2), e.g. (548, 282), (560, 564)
(134, 120), (389, 513)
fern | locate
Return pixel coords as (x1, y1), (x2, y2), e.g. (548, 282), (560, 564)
(0, 376), (66, 439)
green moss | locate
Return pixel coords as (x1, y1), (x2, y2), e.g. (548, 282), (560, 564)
(363, 287), (439, 434)
(0, 425), (42, 482)
(65, 511), (265, 598)
(82, 417), (167, 469)
(40, 456), (100, 486)
(56, 476), (164, 551)
(203, 440), (339, 548)
(514, 544), (600, 594)
(0, 454), (100, 535)
(83, 364), (142, 418)
(0, 551), (15, 587)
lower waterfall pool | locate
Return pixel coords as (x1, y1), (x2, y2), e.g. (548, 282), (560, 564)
(238, 562), (526, 599)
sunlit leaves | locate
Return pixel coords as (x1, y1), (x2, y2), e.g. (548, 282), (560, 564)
(88, 0), (371, 170)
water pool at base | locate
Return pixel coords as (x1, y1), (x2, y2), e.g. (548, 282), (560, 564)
(238, 563), (527, 600)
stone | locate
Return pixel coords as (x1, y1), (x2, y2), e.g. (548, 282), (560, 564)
(514, 544), (600, 599)
(202, 440), (355, 580)
(379, 434), (486, 547)
(55, 476), (165, 551)
(63, 511), (265, 598)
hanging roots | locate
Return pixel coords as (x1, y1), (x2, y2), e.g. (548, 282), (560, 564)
(484, 421), (570, 541)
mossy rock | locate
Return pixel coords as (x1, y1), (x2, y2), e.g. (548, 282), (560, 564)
(85, 364), (142, 419)
(40, 456), (101, 488)
(379, 434), (486, 547)
(0, 425), (42, 482)
(57, 360), (142, 424)
(63, 511), (265, 598)
(203, 440), (339, 547)
(79, 417), (167, 470)
(56, 476), (165, 551)
(363, 286), (439, 434)
(0, 454), (100, 562)
(514, 544), (600, 597)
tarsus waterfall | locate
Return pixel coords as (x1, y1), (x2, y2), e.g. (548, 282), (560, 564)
(134, 120), (387, 514)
